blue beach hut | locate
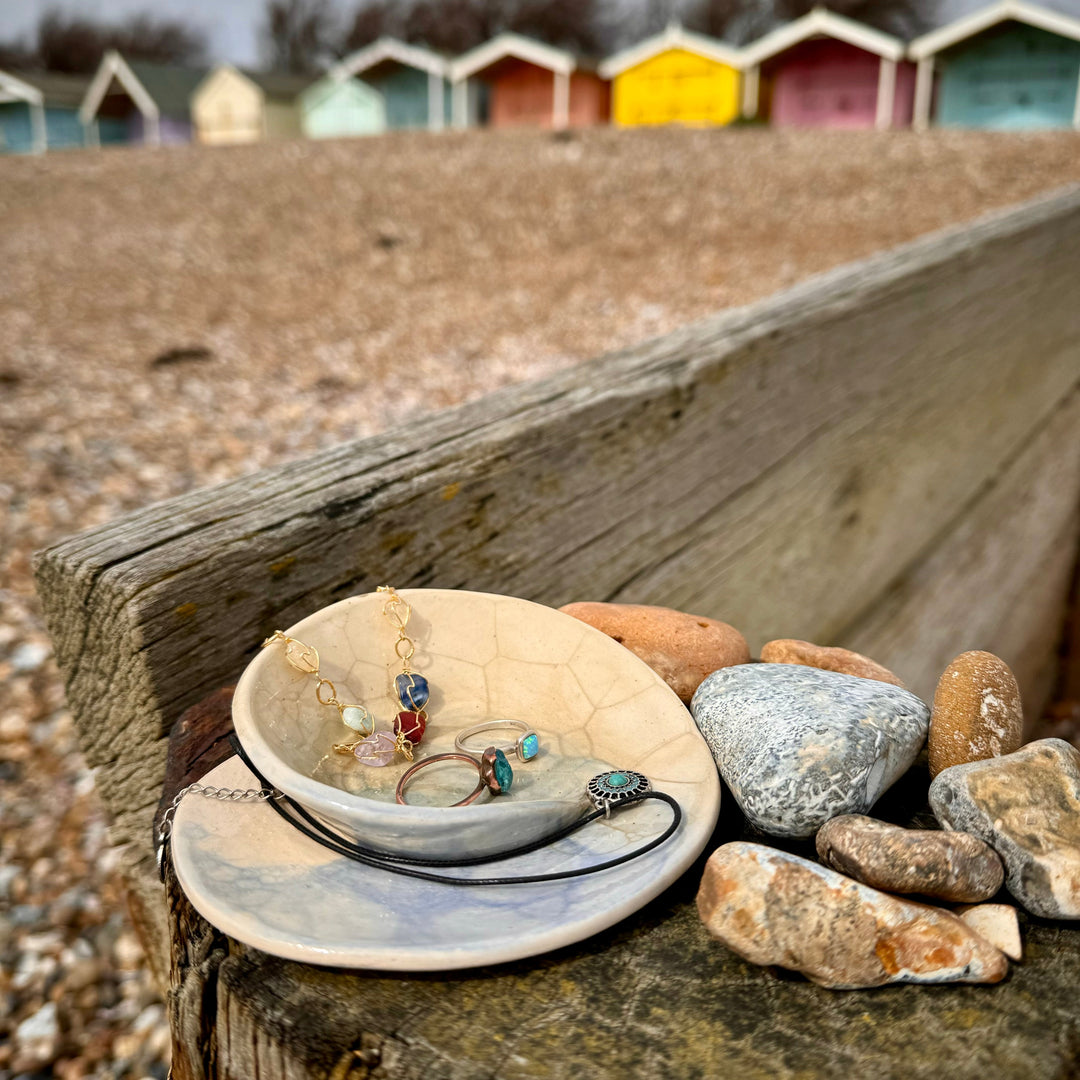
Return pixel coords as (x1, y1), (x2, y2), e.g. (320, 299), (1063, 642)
(0, 70), (88, 153)
(300, 75), (386, 138)
(909, 0), (1080, 129)
(332, 38), (450, 131)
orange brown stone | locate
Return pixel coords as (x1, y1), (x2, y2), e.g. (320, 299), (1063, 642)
(928, 651), (1023, 778)
(559, 601), (749, 703)
(759, 639), (904, 686)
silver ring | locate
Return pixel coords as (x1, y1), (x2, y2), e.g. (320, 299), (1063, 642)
(454, 719), (540, 763)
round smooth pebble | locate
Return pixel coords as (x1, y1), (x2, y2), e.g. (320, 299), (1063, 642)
(559, 601), (749, 703)
(816, 814), (1004, 903)
(760, 639), (904, 686)
(928, 650), (1022, 778)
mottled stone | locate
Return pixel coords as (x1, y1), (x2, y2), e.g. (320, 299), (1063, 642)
(691, 664), (929, 837)
(816, 815), (1003, 902)
(761, 639), (904, 686)
(928, 651), (1023, 778)
(697, 842), (1008, 989)
(559, 601), (749, 703)
(930, 739), (1080, 919)
(955, 904), (1022, 961)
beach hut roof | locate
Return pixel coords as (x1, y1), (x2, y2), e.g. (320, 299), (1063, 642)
(8, 71), (90, 108)
(449, 32), (578, 81)
(909, 0), (1080, 60)
(0, 69), (44, 107)
(80, 51), (207, 124)
(333, 37), (449, 80)
(599, 23), (747, 79)
(743, 7), (906, 66)
(241, 69), (312, 101)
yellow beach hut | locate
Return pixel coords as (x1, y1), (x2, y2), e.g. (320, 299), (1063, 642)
(192, 65), (307, 145)
(599, 23), (747, 127)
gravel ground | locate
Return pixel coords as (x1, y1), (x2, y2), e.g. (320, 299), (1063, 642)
(3, 126), (1080, 1078)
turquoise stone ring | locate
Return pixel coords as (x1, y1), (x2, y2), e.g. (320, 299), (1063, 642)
(455, 719), (541, 763)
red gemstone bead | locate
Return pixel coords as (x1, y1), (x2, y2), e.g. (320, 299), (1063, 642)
(394, 711), (426, 745)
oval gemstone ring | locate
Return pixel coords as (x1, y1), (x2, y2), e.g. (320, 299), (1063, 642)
(395, 749), (513, 806)
(454, 719), (540, 763)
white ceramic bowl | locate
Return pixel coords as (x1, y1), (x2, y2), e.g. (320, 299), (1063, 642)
(232, 589), (718, 859)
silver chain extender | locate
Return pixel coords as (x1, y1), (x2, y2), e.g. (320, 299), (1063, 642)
(156, 782), (282, 881)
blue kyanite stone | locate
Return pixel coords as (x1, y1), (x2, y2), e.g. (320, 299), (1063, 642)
(521, 733), (540, 761)
(606, 772), (630, 789)
(493, 749), (513, 792)
(396, 672), (429, 711)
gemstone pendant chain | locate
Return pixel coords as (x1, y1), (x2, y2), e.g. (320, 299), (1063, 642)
(260, 629), (415, 765)
(378, 586), (432, 748)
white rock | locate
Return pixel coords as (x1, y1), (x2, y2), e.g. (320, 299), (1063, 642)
(955, 903), (1022, 960)
(15, 1001), (59, 1062)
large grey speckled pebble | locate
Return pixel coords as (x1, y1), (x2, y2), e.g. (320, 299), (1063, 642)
(691, 664), (930, 838)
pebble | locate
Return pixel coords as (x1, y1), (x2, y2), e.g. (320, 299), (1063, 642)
(691, 664), (929, 837)
(760, 639), (904, 686)
(955, 903), (1022, 961)
(930, 738), (1080, 919)
(559, 601), (749, 703)
(816, 814), (1004, 903)
(9, 641), (50, 673)
(14, 1001), (59, 1065)
(928, 650), (1023, 778)
(696, 842), (1008, 988)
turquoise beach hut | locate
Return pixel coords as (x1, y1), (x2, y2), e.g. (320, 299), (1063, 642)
(909, 0), (1080, 129)
(300, 75), (385, 138)
(0, 70), (88, 152)
(332, 38), (451, 131)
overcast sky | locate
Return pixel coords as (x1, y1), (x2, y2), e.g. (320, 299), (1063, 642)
(5, 0), (1080, 66)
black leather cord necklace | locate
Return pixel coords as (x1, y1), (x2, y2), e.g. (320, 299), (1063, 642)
(231, 739), (682, 887)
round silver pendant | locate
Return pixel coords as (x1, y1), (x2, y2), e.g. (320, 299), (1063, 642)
(587, 769), (650, 810)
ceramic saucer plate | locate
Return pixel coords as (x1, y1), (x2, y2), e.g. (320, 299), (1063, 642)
(171, 749), (719, 970)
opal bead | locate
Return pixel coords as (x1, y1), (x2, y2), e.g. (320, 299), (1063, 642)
(520, 733), (540, 761)
(396, 672), (429, 711)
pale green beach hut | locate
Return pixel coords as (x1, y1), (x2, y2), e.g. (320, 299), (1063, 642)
(300, 75), (386, 139)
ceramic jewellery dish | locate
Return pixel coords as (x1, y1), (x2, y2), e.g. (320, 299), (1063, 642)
(231, 589), (720, 861)
(455, 719), (540, 763)
(260, 628), (415, 765)
(396, 748), (514, 806)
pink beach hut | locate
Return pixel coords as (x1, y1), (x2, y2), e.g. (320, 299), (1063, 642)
(742, 7), (915, 129)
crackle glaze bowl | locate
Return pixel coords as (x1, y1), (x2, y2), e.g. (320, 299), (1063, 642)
(232, 589), (718, 859)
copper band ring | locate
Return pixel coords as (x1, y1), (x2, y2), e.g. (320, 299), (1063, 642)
(395, 749), (512, 806)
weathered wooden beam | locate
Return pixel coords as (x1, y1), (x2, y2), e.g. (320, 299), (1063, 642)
(34, 184), (1080, 971)
(843, 384), (1080, 713)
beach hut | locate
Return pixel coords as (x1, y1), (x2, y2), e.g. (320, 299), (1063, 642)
(333, 38), (450, 131)
(909, 0), (1080, 130)
(741, 8), (914, 129)
(0, 70), (47, 153)
(300, 75), (385, 138)
(80, 51), (206, 146)
(1, 71), (88, 152)
(191, 66), (307, 145)
(449, 32), (609, 130)
(599, 24), (745, 128)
